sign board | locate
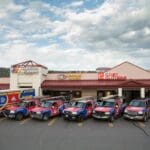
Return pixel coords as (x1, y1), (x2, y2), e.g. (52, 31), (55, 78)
(11, 66), (39, 74)
(0, 91), (20, 109)
(0, 89), (35, 110)
(98, 72), (127, 80)
(20, 89), (35, 99)
(58, 74), (81, 80)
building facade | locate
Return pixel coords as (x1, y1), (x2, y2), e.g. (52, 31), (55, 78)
(0, 60), (150, 102)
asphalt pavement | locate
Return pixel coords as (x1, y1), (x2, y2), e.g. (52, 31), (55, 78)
(0, 117), (150, 150)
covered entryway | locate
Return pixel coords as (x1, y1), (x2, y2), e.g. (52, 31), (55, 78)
(146, 88), (150, 97)
(123, 89), (140, 102)
(42, 89), (81, 100)
(97, 89), (117, 100)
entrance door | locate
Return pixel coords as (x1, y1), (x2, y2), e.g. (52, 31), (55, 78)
(42, 90), (81, 100)
(97, 90), (117, 100)
(146, 89), (150, 97)
(123, 89), (140, 102)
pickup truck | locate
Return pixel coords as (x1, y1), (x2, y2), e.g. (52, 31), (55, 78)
(123, 98), (150, 122)
(63, 99), (94, 121)
(3, 99), (39, 121)
(30, 99), (64, 121)
(92, 99), (122, 122)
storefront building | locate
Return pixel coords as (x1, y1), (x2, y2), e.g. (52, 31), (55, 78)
(0, 60), (150, 101)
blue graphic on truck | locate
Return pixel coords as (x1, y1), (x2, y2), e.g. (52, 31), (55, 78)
(20, 89), (35, 99)
(0, 95), (7, 108)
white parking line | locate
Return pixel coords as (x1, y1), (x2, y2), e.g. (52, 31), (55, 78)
(138, 122), (146, 128)
(48, 118), (57, 126)
(0, 118), (6, 122)
(108, 122), (114, 128)
(77, 122), (83, 127)
(20, 118), (31, 125)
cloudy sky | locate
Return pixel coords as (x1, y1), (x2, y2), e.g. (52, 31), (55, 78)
(0, 0), (150, 70)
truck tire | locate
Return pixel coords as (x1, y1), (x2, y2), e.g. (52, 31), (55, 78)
(109, 115), (114, 122)
(77, 116), (84, 122)
(15, 113), (23, 121)
(143, 114), (147, 122)
(43, 113), (49, 121)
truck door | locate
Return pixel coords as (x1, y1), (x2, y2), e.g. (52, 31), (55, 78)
(28, 102), (36, 111)
(51, 102), (59, 115)
(85, 102), (93, 116)
(115, 102), (120, 116)
(146, 100), (150, 117)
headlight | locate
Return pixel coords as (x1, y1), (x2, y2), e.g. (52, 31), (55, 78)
(93, 110), (95, 113)
(105, 112), (110, 115)
(36, 112), (41, 114)
(125, 109), (128, 113)
(72, 112), (77, 115)
(138, 111), (143, 114)
(10, 110), (15, 113)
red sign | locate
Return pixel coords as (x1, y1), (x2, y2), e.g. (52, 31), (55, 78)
(98, 72), (127, 80)
(7, 91), (20, 104)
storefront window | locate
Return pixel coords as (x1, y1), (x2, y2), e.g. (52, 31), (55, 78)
(97, 90), (117, 100)
(145, 89), (150, 98)
(42, 90), (81, 100)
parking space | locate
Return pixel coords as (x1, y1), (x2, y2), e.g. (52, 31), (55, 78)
(1, 116), (150, 150)
(0, 116), (149, 129)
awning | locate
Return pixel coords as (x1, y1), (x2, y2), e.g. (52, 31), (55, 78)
(0, 84), (10, 90)
(41, 79), (150, 89)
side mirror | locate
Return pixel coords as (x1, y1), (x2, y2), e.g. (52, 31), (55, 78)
(115, 105), (119, 108)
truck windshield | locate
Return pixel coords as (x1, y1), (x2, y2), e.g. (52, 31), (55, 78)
(41, 102), (50, 108)
(129, 101), (145, 107)
(100, 101), (114, 107)
(72, 101), (85, 108)
(19, 102), (27, 107)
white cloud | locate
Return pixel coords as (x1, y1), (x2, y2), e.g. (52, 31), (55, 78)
(21, 9), (40, 21)
(0, 0), (150, 69)
(5, 30), (23, 40)
(69, 1), (84, 7)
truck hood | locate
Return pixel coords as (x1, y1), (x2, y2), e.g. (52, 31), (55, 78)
(126, 106), (144, 112)
(94, 107), (112, 112)
(31, 107), (48, 112)
(6, 106), (22, 111)
(64, 107), (81, 112)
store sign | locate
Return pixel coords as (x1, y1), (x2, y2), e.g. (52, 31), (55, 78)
(58, 73), (81, 80)
(98, 72), (127, 80)
(11, 66), (39, 74)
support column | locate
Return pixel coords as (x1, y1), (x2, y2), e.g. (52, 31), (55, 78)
(140, 87), (145, 98)
(118, 88), (122, 97)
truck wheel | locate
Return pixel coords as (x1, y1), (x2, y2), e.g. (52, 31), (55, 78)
(43, 113), (49, 121)
(15, 113), (23, 121)
(63, 117), (68, 121)
(110, 115), (114, 122)
(78, 116), (84, 122)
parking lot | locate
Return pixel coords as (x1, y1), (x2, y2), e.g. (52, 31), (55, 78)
(0, 116), (150, 150)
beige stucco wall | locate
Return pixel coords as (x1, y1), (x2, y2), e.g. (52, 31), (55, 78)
(46, 62), (150, 80)
(82, 89), (97, 98)
(46, 73), (98, 80)
(108, 62), (150, 79)
(0, 78), (10, 84)
(10, 67), (48, 96)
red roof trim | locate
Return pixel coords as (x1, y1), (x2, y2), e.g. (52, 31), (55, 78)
(41, 79), (150, 89)
(12, 60), (47, 69)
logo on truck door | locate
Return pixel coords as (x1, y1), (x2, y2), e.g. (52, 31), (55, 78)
(0, 95), (7, 107)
